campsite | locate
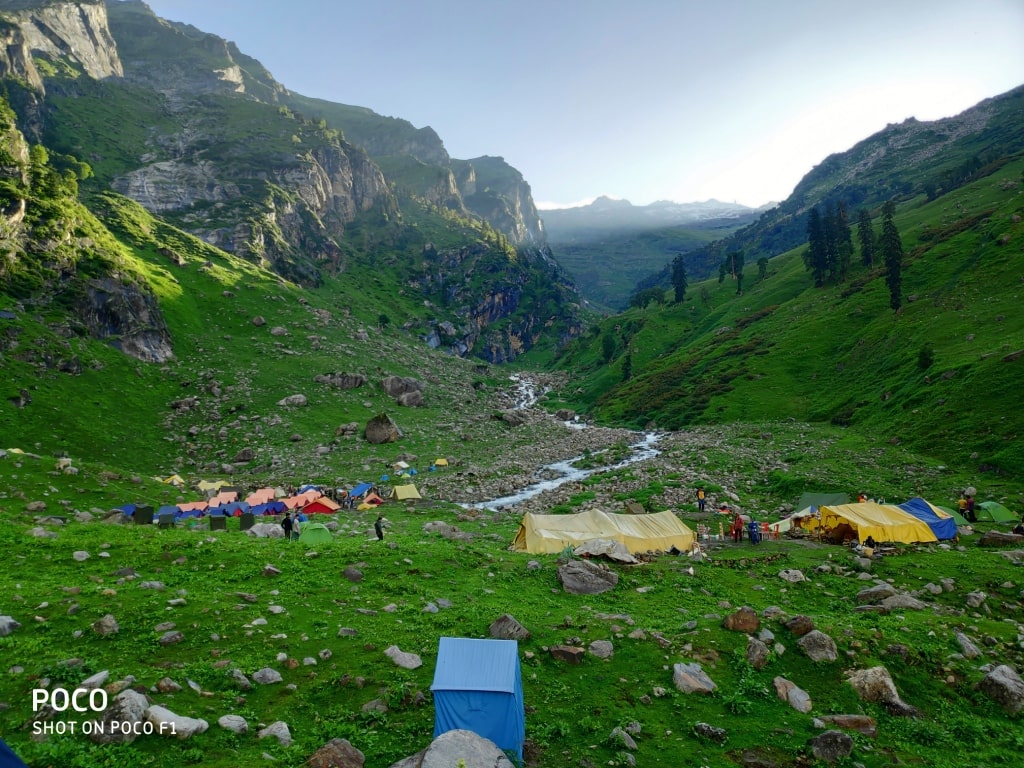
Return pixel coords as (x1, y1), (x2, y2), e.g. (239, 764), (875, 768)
(3, 415), (1024, 768)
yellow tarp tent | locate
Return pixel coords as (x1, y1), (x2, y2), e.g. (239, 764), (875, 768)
(434, 458), (449, 466)
(391, 484), (422, 500)
(512, 509), (695, 554)
(817, 502), (938, 544)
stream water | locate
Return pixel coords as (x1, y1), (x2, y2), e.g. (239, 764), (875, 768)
(466, 431), (663, 511)
(464, 373), (663, 510)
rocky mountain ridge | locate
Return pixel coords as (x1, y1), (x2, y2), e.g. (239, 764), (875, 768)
(0, 0), (580, 363)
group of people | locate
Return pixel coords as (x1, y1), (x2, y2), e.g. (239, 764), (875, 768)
(958, 493), (977, 523)
(279, 511), (388, 541)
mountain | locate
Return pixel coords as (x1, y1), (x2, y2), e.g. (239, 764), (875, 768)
(0, 0), (581, 364)
(545, 84), (1024, 480)
(635, 84), (1024, 295)
(540, 197), (762, 310)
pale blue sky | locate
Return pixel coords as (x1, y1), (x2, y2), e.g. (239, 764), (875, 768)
(140, 0), (1024, 208)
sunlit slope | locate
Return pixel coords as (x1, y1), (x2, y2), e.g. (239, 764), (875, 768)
(548, 158), (1024, 476)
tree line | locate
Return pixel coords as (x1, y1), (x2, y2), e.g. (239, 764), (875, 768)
(803, 199), (903, 310)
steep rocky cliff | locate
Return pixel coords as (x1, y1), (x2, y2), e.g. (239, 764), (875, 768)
(1, 0), (583, 363)
(0, 0), (121, 79)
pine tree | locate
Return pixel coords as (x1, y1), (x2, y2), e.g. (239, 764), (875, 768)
(835, 202), (853, 282)
(671, 253), (688, 303)
(728, 250), (746, 294)
(823, 203), (839, 281)
(857, 208), (875, 267)
(803, 207), (827, 287)
(880, 200), (903, 310)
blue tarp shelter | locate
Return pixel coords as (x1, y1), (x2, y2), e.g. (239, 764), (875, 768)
(431, 637), (524, 760)
(349, 482), (373, 498)
(208, 501), (249, 516)
(898, 498), (959, 540)
(117, 503), (138, 516)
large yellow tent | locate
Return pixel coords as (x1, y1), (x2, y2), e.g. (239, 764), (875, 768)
(391, 484), (422, 501)
(817, 502), (938, 544)
(512, 509), (695, 554)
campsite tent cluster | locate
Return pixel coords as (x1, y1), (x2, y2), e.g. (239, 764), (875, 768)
(772, 494), (1003, 544)
(123, 473), (429, 523)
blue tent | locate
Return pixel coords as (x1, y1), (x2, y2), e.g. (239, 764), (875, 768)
(431, 637), (524, 760)
(117, 503), (138, 516)
(898, 498), (958, 540)
(349, 482), (373, 498)
(251, 501), (286, 516)
(0, 737), (28, 767)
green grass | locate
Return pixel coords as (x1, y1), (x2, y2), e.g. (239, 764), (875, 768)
(3, 447), (1024, 768)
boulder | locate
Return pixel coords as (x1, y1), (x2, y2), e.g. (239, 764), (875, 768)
(879, 594), (927, 611)
(314, 372), (367, 390)
(846, 666), (917, 716)
(146, 705), (209, 739)
(814, 714), (877, 738)
(384, 645), (422, 669)
(308, 738), (365, 768)
(855, 584), (897, 604)
(218, 715), (248, 734)
(92, 614), (119, 637)
(785, 615), (815, 637)
(693, 722), (728, 744)
(557, 559), (618, 595)
(723, 606), (759, 633)
(773, 676), (812, 713)
(589, 640), (614, 659)
(489, 614), (530, 641)
(257, 720), (292, 746)
(381, 376), (424, 397)
(416, 729), (514, 768)
(276, 394), (307, 407)
(365, 413), (402, 444)
(396, 390), (424, 407)
(746, 637), (771, 670)
(549, 645), (585, 664)
(0, 615), (21, 637)
(89, 689), (149, 744)
(808, 730), (853, 762)
(978, 531), (1024, 547)
(672, 662), (717, 694)
(977, 665), (1024, 714)
(797, 630), (838, 662)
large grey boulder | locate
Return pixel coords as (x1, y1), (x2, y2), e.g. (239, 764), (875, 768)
(489, 614), (530, 640)
(414, 728), (514, 768)
(846, 666), (917, 716)
(0, 615), (21, 637)
(557, 559), (618, 595)
(314, 372), (367, 390)
(365, 413), (402, 444)
(808, 730), (853, 762)
(89, 689), (149, 744)
(855, 584), (897, 604)
(798, 630), (838, 662)
(381, 376), (424, 398)
(384, 645), (422, 669)
(672, 662), (717, 694)
(309, 738), (365, 768)
(977, 664), (1024, 714)
(145, 705), (209, 739)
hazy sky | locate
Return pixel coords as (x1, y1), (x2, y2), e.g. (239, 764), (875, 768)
(140, 0), (1024, 209)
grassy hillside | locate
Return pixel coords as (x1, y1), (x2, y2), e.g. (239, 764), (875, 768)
(544, 156), (1024, 481)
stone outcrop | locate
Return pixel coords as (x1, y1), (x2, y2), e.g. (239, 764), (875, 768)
(557, 559), (618, 595)
(365, 413), (402, 444)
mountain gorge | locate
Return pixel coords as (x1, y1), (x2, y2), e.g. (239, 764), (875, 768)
(0, 0), (578, 365)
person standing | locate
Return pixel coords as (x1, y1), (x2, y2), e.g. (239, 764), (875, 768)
(966, 496), (977, 523)
(374, 515), (385, 541)
(281, 512), (293, 541)
(697, 487), (706, 513)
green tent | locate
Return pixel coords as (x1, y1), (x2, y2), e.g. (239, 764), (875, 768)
(935, 504), (968, 526)
(298, 522), (333, 546)
(976, 501), (1017, 523)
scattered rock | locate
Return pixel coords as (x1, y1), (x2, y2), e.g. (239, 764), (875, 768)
(672, 662), (717, 694)
(557, 559), (618, 595)
(218, 714), (248, 734)
(785, 615), (814, 637)
(808, 730), (853, 762)
(589, 640), (614, 659)
(365, 413), (402, 444)
(308, 738), (365, 768)
(489, 614), (530, 640)
(146, 705), (209, 739)
(0, 616), (21, 638)
(89, 689), (150, 744)
(977, 665), (1024, 714)
(773, 676), (812, 713)
(814, 714), (877, 738)
(797, 630), (838, 662)
(384, 645), (422, 669)
(92, 614), (119, 637)
(746, 637), (771, 670)
(723, 606), (760, 632)
(252, 668), (282, 685)
(549, 645), (585, 664)
(257, 720), (292, 746)
(846, 666), (917, 716)
(693, 722), (728, 744)
(855, 584), (897, 604)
